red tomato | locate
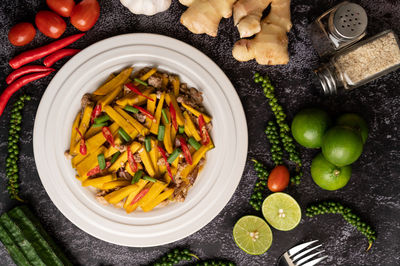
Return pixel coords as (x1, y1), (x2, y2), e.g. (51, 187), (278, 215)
(35, 10), (66, 39)
(268, 165), (290, 192)
(46, 0), (76, 17)
(70, 0), (100, 32)
(8, 23), (36, 46)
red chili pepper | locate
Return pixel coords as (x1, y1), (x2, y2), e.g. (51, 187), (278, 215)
(198, 114), (210, 146)
(43, 48), (81, 67)
(102, 126), (115, 147)
(0, 70), (54, 117)
(179, 137), (193, 165)
(127, 146), (138, 173)
(132, 105), (155, 121)
(75, 128), (87, 155)
(9, 33), (85, 69)
(169, 102), (178, 131)
(90, 104), (102, 124)
(6, 65), (55, 84)
(158, 146), (173, 181)
(125, 83), (154, 101)
(130, 188), (150, 205)
(86, 161), (111, 177)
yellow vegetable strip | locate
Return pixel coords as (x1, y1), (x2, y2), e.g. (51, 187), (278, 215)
(138, 146), (156, 177)
(93, 68), (133, 96)
(166, 93), (184, 126)
(138, 181), (168, 207)
(102, 180), (130, 190)
(103, 105), (138, 138)
(84, 125), (102, 139)
(145, 94), (157, 128)
(103, 136), (123, 158)
(181, 144), (213, 180)
(105, 184), (142, 204)
(98, 85), (124, 108)
(109, 142), (141, 173)
(116, 87), (154, 107)
(149, 139), (159, 176)
(170, 75), (180, 96)
(181, 102), (212, 123)
(183, 111), (201, 142)
(82, 174), (116, 188)
(163, 124), (174, 154)
(171, 155), (179, 169)
(162, 76), (169, 89)
(150, 92), (165, 134)
(125, 202), (139, 213)
(125, 161), (143, 176)
(114, 106), (149, 136)
(123, 179), (148, 209)
(75, 103), (94, 143)
(69, 112), (81, 155)
(75, 146), (106, 178)
(76, 123), (119, 154)
(142, 188), (175, 212)
(139, 68), (157, 81)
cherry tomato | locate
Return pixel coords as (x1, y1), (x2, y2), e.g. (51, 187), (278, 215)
(70, 0), (100, 32)
(267, 165), (290, 192)
(35, 10), (66, 39)
(46, 0), (76, 17)
(8, 23), (36, 46)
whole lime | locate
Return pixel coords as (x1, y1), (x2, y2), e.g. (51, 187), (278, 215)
(336, 113), (368, 143)
(322, 126), (363, 166)
(311, 153), (352, 190)
(291, 108), (331, 148)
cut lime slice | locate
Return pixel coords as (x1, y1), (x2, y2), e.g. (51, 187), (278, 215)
(233, 215), (273, 255)
(262, 193), (301, 231)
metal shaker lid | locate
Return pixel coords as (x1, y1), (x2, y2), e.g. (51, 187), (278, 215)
(330, 2), (368, 40)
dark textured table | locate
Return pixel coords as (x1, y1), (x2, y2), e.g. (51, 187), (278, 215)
(0, 0), (399, 265)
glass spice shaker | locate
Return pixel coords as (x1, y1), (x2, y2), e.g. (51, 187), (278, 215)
(310, 1), (368, 57)
(314, 30), (400, 95)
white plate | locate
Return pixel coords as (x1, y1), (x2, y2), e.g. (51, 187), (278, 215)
(33, 34), (248, 247)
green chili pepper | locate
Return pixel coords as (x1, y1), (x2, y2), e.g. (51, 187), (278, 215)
(143, 176), (157, 182)
(132, 170), (143, 184)
(134, 78), (148, 86)
(97, 153), (106, 170)
(92, 122), (108, 128)
(167, 148), (181, 164)
(161, 108), (169, 124)
(94, 114), (110, 124)
(110, 151), (121, 164)
(188, 137), (201, 150)
(124, 105), (139, 113)
(145, 137), (152, 152)
(178, 126), (185, 134)
(158, 125), (165, 141)
(118, 128), (131, 142)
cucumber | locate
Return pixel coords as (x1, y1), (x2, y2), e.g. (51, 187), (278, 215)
(0, 222), (30, 266)
(0, 214), (45, 266)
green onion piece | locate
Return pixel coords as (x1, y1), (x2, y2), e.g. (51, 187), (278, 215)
(167, 148), (181, 164)
(157, 125), (165, 141)
(142, 176), (157, 182)
(92, 122), (108, 128)
(161, 108), (169, 124)
(94, 114), (110, 124)
(188, 137), (201, 150)
(134, 78), (148, 86)
(145, 137), (152, 152)
(110, 151), (121, 164)
(97, 154), (106, 170)
(118, 128), (131, 142)
(131, 170), (143, 184)
(178, 126), (185, 134)
(124, 105), (139, 113)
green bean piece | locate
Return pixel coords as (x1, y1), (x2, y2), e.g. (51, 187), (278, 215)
(94, 114), (110, 124)
(92, 122), (108, 128)
(167, 148), (181, 164)
(134, 78), (148, 86)
(97, 154), (106, 170)
(124, 105), (139, 113)
(161, 108), (169, 124)
(132, 170), (144, 184)
(142, 176), (157, 182)
(118, 128), (131, 142)
(188, 137), (201, 150)
(110, 151), (121, 164)
(145, 137), (152, 152)
(157, 125), (165, 141)
(178, 126), (185, 134)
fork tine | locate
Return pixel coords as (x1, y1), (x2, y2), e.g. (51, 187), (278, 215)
(296, 251), (324, 266)
(299, 255), (328, 266)
(292, 244), (322, 261)
(288, 240), (319, 256)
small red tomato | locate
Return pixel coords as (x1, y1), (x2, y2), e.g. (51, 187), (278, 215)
(46, 0), (76, 17)
(8, 23), (36, 46)
(35, 10), (66, 39)
(268, 165), (290, 192)
(70, 0), (100, 32)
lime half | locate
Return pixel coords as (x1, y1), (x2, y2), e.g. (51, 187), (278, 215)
(262, 193), (301, 231)
(233, 215), (273, 255)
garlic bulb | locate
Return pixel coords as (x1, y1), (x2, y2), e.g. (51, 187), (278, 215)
(120, 0), (171, 16)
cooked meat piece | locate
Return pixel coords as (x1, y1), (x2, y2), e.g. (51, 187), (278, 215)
(157, 200), (170, 208)
(180, 83), (189, 94)
(123, 84), (132, 94)
(133, 153), (141, 163)
(157, 157), (166, 166)
(189, 87), (203, 104)
(117, 169), (132, 181)
(175, 138), (181, 147)
(176, 95), (183, 103)
(156, 90), (163, 99)
(64, 151), (73, 160)
(116, 144), (127, 153)
(96, 190), (107, 197)
(134, 112), (146, 123)
(206, 122), (213, 132)
(81, 93), (92, 109)
(114, 201), (124, 208)
(148, 75), (162, 89)
(96, 196), (109, 206)
(173, 162), (200, 201)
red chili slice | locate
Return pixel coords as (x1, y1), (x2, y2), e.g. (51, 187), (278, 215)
(169, 102), (178, 131)
(198, 114), (210, 145)
(130, 188), (149, 205)
(125, 83), (154, 101)
(158, 146), (173, 181)
(90, 104), (102, 124)
(102, 126), (115, 147)
(86, 161), (111, 177)
(179, 137), (193, 165)
(127, 146), (138, 173)
(75, 127), (87, 155)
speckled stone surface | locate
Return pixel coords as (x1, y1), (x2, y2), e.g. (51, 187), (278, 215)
(0, 0), (399, 265)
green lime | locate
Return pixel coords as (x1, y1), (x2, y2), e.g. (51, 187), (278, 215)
(291, 108), (331, 148)
(262, 193), (301, 231)
(322, 126), (363, 167)
(233, 215), (273, 255)
(336, 113), (368, 143)
(311, 153), (352, 190)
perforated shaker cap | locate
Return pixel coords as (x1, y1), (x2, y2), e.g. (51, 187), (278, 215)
(331, 2), (368, 40)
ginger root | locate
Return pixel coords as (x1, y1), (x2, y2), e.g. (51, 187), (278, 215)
(179, 0), (237, 37)
(233, 0), (271, 38)
(232, 0), (292, 65)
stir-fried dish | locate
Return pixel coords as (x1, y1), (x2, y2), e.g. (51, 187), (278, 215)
(66, 67), (214, 213)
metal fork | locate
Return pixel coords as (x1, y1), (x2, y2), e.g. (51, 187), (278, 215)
(277, 240), (328, 266)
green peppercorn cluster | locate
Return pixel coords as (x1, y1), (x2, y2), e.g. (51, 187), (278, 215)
(249, 159), (269, 211)
(152, 248), (196, 266)
(253, 73), (302, 185)
(5, 95), (31, 202)
(265, 121), (283, 165)
(194, 260), (235, 266)
(306, 201), (376, 250)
